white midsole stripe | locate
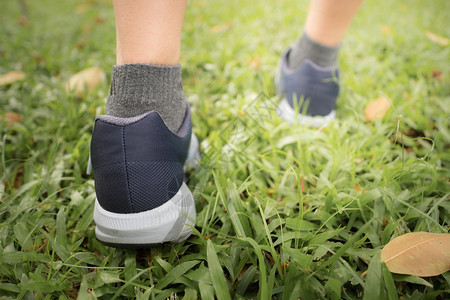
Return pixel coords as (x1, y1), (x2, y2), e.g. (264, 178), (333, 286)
(277, 98), (336, 127)
(94, 182), (195, 242)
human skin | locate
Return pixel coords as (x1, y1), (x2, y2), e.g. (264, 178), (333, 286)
(113, 0), (187, 65)
(305, 0), (364, 46)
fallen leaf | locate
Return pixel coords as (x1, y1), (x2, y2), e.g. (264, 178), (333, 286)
(75, 37), (90, 50)
(263, 251), (275, 265)
(280, 263), (289, 271)
(18, 15), (28, 26)
(248, 57), (261, 70)
(237, 109), (246, 117)
(1, 114), (21, 129)
(95, 16), (105, 23)
(75, 3), (90, 14)
(2, 112), (23, 127)
(66, 67), (104, 97)
(300, 177), (306, 192)
(82, 24), (92, 33)
(381, 232), (450, 277)
(364, 96), (391, 121)
(210, 22), (232, 33)
(381, 26), (391, 35)
(0, 71), (26, 86)
(425, 31), (449, 46)
(431, 70), (443, 81)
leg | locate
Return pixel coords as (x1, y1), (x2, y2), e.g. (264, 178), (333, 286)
(90, 0), (198, 248)
(289, 0), (364, 69)
(276, 0), (363, 126)
(305, 0), (364, 47)
(114, 0), (187, 65)
(106, 0), (187, 132)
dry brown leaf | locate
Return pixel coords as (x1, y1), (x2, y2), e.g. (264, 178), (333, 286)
(0, 71), (26, 86)
(210, 22), (232, 33)
(237, 109), (245, 117)
(82, 24), (92, 33)
(95, 16), (105, 23)
(75, 3), (90, 14)
(381, 26), (391, 35)
(300, 177), (306, 192)
(18, 15), (28, 26)
(425, 31), (449, 46)
(1, 112), (23, 127)
(431, 70), (443, 81)
(381, 232), (450, 277)
(66, 66), (104, 97)
(364, 96), (391, 121)
(248, 57), (261, 70)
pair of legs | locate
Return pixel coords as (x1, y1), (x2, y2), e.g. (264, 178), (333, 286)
(113, 0), (363, 65)
(90, 0), (363, 247)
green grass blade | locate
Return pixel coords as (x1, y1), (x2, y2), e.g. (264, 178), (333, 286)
(236, 265), (257, 296)
(227, 181), (251, 237)
(392, 274), (434, 288)
(381, 262), (399, 300)
(363, 252), (383, 300)
(56, 207), (67, 247)
(316, 217), (375, 271)
(154, 260), (200, 290)
(240, 237), (268, 299)
(124, 250), (137, 295)
(13, 222), (33, 250)
(207, 240), (231, 300)
(199, 282), (215, 299)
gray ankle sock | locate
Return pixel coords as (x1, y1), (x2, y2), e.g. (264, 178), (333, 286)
(105, 63), (186, 133)
(287, 31), (341, 69)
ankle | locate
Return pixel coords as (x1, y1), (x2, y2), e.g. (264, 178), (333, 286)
(105, 63), (186, 133)
(287, 31), (341, 69)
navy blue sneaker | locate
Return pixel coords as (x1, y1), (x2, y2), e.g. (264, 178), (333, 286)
(89, 103), (199, 248)
(275, 48), (340, 127)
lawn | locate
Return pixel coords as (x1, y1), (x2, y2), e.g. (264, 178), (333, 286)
(1, 0), (449, 299)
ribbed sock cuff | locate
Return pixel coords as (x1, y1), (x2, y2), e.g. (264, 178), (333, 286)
(288, 31), (341, 69)
(105, 63), (186, 133)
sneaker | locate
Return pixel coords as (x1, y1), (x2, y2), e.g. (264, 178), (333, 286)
(275, 48), (340, 127)
(89, 103), (198, 248)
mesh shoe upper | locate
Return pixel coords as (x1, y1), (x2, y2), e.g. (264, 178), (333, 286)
(277, 48), (340, 117)
(90, 105), (192, 214)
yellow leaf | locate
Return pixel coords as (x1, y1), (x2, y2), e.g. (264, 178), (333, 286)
(425, 31), (449, 46)
(0, 71), (25, 86)
(364, 96), (391, 121)
(381, 232), (450, 277)
(66, 67), (104, 97)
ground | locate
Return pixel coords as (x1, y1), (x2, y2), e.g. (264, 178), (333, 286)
(0, 0), (449, 299)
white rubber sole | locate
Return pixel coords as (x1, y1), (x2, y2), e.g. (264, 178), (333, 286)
(94, 182), (196, 246)
(94, 132), (200, 247)
(277, 98), (336, 128)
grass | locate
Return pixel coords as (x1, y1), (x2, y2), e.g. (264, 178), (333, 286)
(0, 0), (449, 298)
